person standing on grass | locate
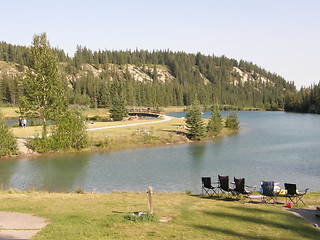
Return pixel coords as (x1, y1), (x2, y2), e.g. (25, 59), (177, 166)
(22, 118), (27, 128)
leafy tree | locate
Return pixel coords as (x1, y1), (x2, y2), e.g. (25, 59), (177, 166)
(185, 101), (206, 140)
(110, 94), (128, 121)
(0, 113), (17, 157)
(19, 33), (67, 138)
(51, 110), (88, 150)
(29, 110), (88, 152)
(207, 105), (223, 136)
(225, 112), (240, 130)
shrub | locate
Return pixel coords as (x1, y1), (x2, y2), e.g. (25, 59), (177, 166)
(29, 110), (88, 152)
(0, 114), (18, 157)
(50, 110), (88, 150)
(225, 112), (240, 130)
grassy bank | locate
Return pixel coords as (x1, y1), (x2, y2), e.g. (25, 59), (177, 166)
(0, 191), (319, 240)
(10, 116), (192, 151)
(1, 106), (233, 155)
(0, 107), (20, 118)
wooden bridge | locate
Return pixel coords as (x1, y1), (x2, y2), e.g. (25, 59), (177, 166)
(128, 108), (162, 118)
(128, 112), (161, 118)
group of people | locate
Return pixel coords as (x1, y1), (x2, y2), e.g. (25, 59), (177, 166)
(18, 117), (27, 128)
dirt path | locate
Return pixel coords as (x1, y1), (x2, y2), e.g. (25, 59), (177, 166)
(286, 205), (320, 228)
(16, 138), (35, 155)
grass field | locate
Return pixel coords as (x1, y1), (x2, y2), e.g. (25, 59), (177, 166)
(0, 191), (319, 240)
(0, 107), (20, 118)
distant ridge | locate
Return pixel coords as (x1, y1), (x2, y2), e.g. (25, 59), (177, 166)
(0, 41), (296, 109)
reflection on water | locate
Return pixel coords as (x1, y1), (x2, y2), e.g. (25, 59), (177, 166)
(1, 111), (319, 193)
(0, 159), (19, 188)
(1, 154), (90, 192)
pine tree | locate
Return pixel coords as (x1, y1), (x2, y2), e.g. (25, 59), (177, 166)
(110, 94), (128, 121)
(207, 105), (223, 136)
(185, 100), (206, 140)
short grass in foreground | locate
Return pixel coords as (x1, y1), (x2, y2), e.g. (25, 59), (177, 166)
(0, 191), (319, 240)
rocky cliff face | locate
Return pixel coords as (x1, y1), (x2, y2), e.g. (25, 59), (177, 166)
(0, 60), (279, 90)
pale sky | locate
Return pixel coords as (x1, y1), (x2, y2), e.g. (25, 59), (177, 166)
(1, 0), (319, 89)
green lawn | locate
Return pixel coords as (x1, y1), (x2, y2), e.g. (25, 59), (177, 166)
(0, 191), (319, 240)
(0, 107), (20, 118)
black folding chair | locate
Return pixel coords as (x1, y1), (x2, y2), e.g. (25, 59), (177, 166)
(218, 175), (234, 198)
(201, 177), (218, 196)
(284, 183), (309, 205)
(233, 177), (253, 200)
(261, 181), (277, 203)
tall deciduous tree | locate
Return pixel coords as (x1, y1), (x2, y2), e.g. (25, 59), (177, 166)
(19, 33), (67, 137)
(185, 100), (206, 140)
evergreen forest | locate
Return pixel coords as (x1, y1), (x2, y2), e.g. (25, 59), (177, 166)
(284, 82), (320, 113)
(0, 40), (306, 111)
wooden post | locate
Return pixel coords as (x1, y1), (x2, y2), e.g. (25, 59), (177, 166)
(147, 186), (153, 214)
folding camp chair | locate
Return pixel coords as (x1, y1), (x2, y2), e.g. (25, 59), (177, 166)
(218, 175), (234, 198)
(201, 177), (218, 196)
(261, 181), (277, 203)
(233, 177), (253, 200)
(284, 183), (309, 205)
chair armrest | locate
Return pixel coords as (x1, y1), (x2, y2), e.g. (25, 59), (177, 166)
(245, 185), (258, 191)
(298, 188), (309, 194)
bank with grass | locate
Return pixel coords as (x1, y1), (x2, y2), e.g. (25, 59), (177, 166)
(3, 106), (237, 157)
(0, 190), (319, 240)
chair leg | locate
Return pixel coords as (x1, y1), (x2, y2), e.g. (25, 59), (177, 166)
(202, 187), (209, 195)
(297, 196), (305, 205)
(212, 188), (219, 197)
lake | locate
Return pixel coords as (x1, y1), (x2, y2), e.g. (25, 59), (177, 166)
(1, 111), (319, 193)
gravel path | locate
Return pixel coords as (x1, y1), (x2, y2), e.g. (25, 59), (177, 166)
(86, 115), (172, 131)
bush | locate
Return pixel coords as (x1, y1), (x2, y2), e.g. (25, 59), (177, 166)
(225, 112), (240, 131)
(29, 110), (88, 152)
(141, 134), (159, 144)
(28, 136), (53, 153)
(50, 110), (88, 150)
(95, 137), (115, 148)
(0, 114), (18, 157)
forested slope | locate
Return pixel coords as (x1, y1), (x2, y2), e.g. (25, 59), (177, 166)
(0, 41), (296, 109)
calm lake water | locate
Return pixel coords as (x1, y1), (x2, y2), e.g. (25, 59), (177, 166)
(1, 111), (319, 193)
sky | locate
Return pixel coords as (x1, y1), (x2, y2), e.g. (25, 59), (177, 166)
(1, 0), (319, 89)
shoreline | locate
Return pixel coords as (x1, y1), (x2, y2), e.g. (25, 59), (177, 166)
(3, 115), (235, 160)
